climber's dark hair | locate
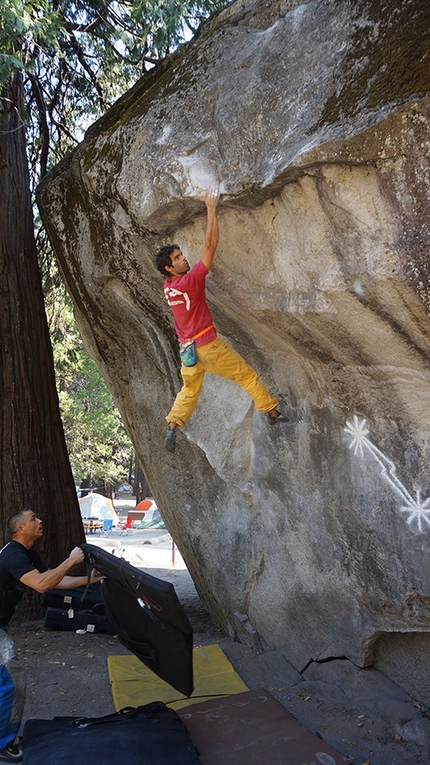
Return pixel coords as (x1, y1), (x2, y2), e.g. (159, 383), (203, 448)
(155, 244), (179, 275)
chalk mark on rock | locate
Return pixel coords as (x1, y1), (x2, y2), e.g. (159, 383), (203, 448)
(344, 415), (430, 533)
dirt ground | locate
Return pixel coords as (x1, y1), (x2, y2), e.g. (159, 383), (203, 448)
(9, 504), (427, 765)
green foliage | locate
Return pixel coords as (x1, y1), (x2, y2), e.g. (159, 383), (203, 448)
(0, 1), (64, 85)
(57, 352), (134, 488)
(45, 262), (134, 486)
(2, 0), (228, 181)
(1, 0), (227, 111)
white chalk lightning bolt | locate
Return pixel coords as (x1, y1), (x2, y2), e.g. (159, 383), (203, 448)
(344, 415), (430, 533)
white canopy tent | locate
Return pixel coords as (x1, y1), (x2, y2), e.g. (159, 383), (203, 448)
(78, 493), (120, 526)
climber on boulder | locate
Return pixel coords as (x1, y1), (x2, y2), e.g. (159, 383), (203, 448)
(155, 188), (287, 453)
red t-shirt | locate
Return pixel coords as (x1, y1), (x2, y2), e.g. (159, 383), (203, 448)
(163, 260), (217, 347)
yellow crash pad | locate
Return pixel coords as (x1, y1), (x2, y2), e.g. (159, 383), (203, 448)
(108, 644), (249, 711)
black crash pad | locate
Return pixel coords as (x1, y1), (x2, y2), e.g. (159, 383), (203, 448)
(80, 543), (193, 696)
(22, 702), (201, 765)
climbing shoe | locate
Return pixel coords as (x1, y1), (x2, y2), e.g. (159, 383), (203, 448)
(265, 410), (288, 423)
(164, 427), (177, 453)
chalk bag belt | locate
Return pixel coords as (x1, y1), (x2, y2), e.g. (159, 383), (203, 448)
(179, 324), (214, 344)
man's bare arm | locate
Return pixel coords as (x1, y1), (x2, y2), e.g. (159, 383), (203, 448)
(200, 189), (220, 271)
(56, 570), (104, 589)
(19, 546), (86, 593)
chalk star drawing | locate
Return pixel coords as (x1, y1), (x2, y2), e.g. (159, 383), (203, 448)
(344, 415), (430, 533)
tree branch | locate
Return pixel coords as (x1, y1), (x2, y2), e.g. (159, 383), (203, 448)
(66, 35), (106, 107)
(63, 16), (106, 34)
(27, 72), (49, 178)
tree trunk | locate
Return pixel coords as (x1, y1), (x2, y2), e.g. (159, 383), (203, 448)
(0, 73), (85, 581)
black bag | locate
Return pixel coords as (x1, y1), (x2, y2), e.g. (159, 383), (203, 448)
(22, 701), (201, 765)
(42, 583), (104, 613)
(44, 606), (114, 634)
(43, 582), (113, 634)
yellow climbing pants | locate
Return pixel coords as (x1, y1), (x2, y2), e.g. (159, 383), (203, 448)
(166, 337), (278, 428)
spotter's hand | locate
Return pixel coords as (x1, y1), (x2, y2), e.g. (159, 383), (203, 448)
(89, 568), (105, 584)
(68, 546), (85, 565)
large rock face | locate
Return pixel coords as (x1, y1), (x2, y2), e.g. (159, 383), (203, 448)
(38, 0), (430, 678)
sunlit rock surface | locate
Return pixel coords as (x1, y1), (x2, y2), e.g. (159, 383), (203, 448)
(38, 0), (430, 689)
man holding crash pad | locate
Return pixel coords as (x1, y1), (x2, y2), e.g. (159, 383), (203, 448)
(0, 509), (102, 762)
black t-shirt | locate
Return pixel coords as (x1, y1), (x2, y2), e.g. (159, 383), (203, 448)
(0, 541), (48, 627)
